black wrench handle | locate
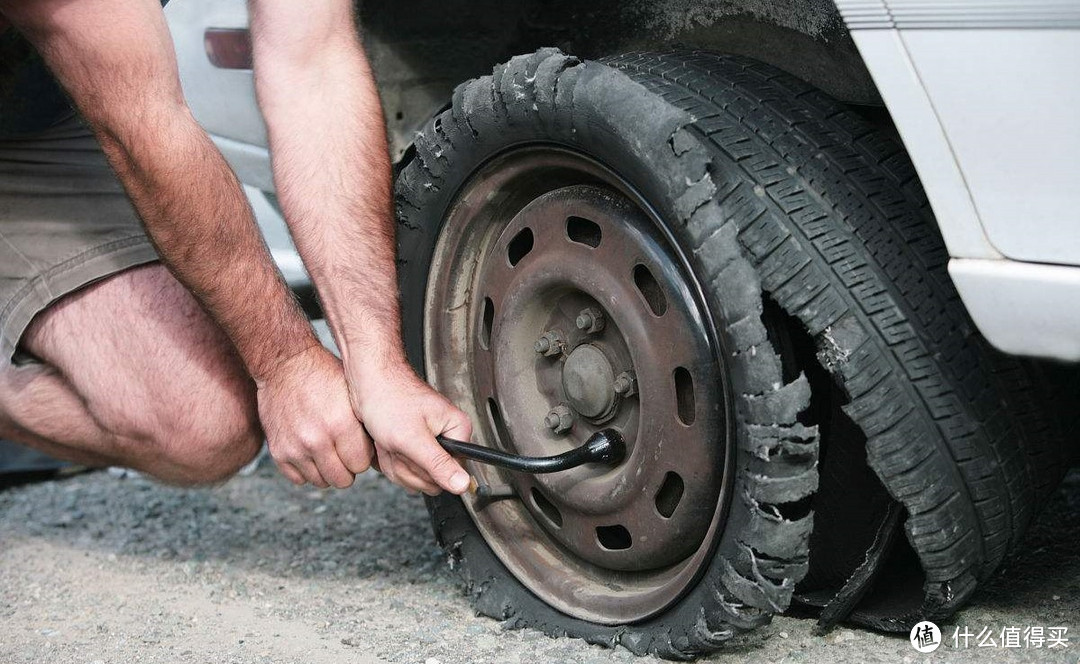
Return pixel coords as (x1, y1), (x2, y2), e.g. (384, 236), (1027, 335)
(436, 428), (625, 474)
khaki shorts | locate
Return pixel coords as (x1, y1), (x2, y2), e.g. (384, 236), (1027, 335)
(0, 115), (159, 362)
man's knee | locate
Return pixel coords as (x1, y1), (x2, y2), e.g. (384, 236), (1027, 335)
(179, 396), (263, 485)
(172, 422), (262, 486)
(140, 387), (263, 486)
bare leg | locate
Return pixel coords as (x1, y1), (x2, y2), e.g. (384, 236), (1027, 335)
(0, 264), (262, 485)
(0, 361), (120, 468)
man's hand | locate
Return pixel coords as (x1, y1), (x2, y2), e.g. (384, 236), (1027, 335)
(258, 345), (373, 489)
(348, 361), (472, 496)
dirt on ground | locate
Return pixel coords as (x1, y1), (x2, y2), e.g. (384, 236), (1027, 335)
(1, 462), (1077, 664)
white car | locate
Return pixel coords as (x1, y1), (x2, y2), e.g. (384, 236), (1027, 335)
(167, 1), (1079, 658)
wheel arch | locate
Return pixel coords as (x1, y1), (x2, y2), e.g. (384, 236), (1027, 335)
(364, 0), (883, 165)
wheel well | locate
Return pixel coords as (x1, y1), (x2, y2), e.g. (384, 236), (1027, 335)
(360, 0), (882, 162)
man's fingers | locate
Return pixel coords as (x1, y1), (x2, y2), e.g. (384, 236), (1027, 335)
(277, 460), (306, 486)
(439, 410), (473, 446)
(336, 426), (374, 476)
(427, 405), (473, 494)
(399, 457), (443, 496)
(393, 457), (442, 495)
(376, 455), (413, 494)
(297, 459), (330, 488)
(420, 441), (471, 495)
(313, 447), (356, 489)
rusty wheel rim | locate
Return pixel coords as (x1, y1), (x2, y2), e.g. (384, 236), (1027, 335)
(424, 147), (732, 624)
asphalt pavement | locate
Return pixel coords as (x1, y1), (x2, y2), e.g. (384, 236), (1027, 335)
(1, 462), (1076, 664)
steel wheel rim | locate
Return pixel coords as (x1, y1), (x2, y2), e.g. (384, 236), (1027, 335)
(424, 146), (733, 624)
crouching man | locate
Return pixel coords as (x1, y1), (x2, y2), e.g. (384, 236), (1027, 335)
(0, 0), (472, 495)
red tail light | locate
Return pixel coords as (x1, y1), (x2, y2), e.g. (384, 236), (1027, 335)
(204, 28), (253, 70)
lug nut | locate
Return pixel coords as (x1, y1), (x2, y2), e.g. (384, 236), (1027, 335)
(544, 405), (574, 435)
(534, 330), (564, 356)
(575, 307), (605, 334)
(613, 371), (637, 397)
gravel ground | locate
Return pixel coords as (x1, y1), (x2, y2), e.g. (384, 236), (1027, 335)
(1, 463), (1076, 664)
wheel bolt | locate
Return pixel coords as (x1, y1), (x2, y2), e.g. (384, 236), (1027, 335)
(613, 371), (637, 397)
(534, 330), (564, 356)
(575, 307), (605, 334)
(544, 405), (574, 435)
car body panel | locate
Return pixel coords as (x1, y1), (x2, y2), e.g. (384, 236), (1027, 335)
(904, 29), (1080, 265)
(951, 258), (1080, 360)
(165, 0), (272, 189)
(834, 0), (1080, 361)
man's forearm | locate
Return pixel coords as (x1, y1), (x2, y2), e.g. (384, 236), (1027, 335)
(251, 3), (404, 373)
(99, 112), (319, 382)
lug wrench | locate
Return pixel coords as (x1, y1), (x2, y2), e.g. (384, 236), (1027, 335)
(436, 428), (626, 495)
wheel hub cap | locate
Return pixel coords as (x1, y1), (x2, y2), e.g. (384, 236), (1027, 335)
(561, 344), (616, 420)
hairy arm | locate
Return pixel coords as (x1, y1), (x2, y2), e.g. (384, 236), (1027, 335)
(1, 0), (317, 378)
(1, 0), (370, 488)
(249, 0), (471, 494)
(248, 0), (399, 369)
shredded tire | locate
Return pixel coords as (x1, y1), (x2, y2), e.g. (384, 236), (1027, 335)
(396, 48), (819, 659)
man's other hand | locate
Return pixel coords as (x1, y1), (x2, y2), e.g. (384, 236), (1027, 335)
(348, 363), (472, 496)
(258, 345), (373, 488)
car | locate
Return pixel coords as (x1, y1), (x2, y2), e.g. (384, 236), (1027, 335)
(165, 0), (1079, 658)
